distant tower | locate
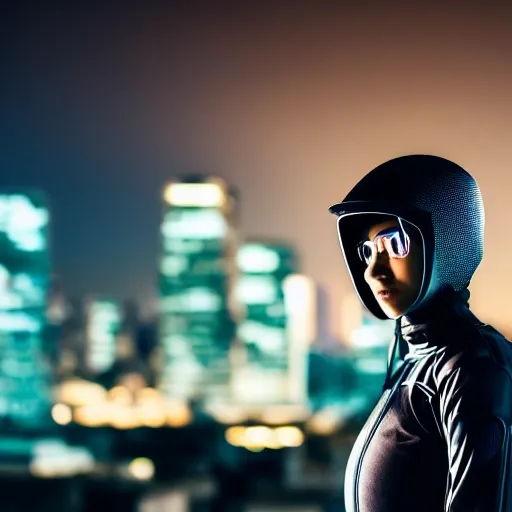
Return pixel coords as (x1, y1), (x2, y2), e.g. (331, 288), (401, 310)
(44, 274), (71, 368)
(158, 176), (239, 404)
(233, 242), (315, 406)
(0, 190), (52, 427)
(316, 285), (331, 344)
(116, 299), (140, 360)
(46, 274), (70, 326)
(121, 299), (139, 334)
(85, 298), (122, 374)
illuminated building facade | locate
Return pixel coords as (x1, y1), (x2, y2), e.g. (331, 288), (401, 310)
(158, 177), (238, 403)
(283, 274), (316, 404)
(85, 298), (122, 374)
(0, 191), (52, 427)
(233, 243), (315, 406)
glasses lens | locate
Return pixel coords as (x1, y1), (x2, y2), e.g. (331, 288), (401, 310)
(357, 242), (373, 265)
(357, 242), (370, 264)
(384, 230), (409, 258)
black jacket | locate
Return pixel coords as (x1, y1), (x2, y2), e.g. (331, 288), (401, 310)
(343, 290), (512, 512)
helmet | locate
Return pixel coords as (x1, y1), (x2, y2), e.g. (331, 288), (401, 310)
(329, 155), (485, 319)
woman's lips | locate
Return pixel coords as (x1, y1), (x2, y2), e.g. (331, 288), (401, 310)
(377, 288), (399, 301)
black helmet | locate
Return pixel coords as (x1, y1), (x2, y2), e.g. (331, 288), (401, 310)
(329, 155), (485, 320)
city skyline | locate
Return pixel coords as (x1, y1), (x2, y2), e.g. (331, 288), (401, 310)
(2, 3), (512, 337)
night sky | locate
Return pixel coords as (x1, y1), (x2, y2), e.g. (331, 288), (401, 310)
(1, 2), (512, 335)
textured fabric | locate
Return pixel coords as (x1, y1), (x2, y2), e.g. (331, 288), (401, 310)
(343, 292), (512, 512)
(329, 155), (485, 319)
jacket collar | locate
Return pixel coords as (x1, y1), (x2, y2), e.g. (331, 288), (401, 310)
(399, 287), (476, 356)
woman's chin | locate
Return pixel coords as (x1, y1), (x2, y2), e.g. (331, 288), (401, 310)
(378, 300), (405, 320)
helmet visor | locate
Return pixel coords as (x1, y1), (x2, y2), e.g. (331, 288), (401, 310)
(336, 212), (425, 319)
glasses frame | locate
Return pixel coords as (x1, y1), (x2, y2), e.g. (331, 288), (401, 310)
(357, 219), (411, 266)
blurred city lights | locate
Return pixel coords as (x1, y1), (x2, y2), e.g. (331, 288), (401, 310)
(0, 179), (392, 506)
(51, 403), (72, 425)
(66, 387), (197, 430)
(274, 426), (304, 447)
(109, 405), (140, 430)
(245, 446), (265, 453)
(258, 404), (311, 425)
(306, 407), (344, 436)
(136, 387), (164, 403)
(225, 426), (246, 447)
(30, 440), (95, 479)
(57, 379), (107, 407)
(136, 402), (167, 428)
(128, 457), (155, 481)
(108, 386), (133, 405)
(225, 425), (305, 450)
(74, 403), (111, 428)
(305, 399), (367, 436)
(203, 403), (248, 425)
(166, 405), (193, 428)
(236, 244), (281, 273)
(163, 182), (225, 207)
(244, 426), (272, 447)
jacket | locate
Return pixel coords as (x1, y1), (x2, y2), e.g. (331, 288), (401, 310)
(343, 290), (512, 511)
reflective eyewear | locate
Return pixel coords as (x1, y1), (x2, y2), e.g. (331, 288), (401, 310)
(357, 226), (410, 265)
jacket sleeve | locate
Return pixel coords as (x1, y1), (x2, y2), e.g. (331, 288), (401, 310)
(435, 351), (512, 512)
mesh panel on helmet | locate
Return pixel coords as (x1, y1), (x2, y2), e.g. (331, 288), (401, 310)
(413, 170), (484, 291)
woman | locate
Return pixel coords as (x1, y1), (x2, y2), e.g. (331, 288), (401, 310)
(329, 155), (512, 512)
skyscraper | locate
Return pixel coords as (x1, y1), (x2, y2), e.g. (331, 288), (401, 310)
(0, 191), (52, 427)
(158, 177), (238, 404)
(233, 242), (314, 406)
(283, 274), (316, 405)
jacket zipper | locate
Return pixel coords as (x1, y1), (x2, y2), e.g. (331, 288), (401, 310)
(353, 361), (413, 512)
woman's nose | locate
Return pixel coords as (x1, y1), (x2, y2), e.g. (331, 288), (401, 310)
(367, 249), (391, 279)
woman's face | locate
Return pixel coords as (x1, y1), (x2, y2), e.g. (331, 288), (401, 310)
(363, 219), (424, 319)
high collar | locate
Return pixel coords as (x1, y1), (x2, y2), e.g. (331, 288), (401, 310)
(399, 287), (474, 357)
